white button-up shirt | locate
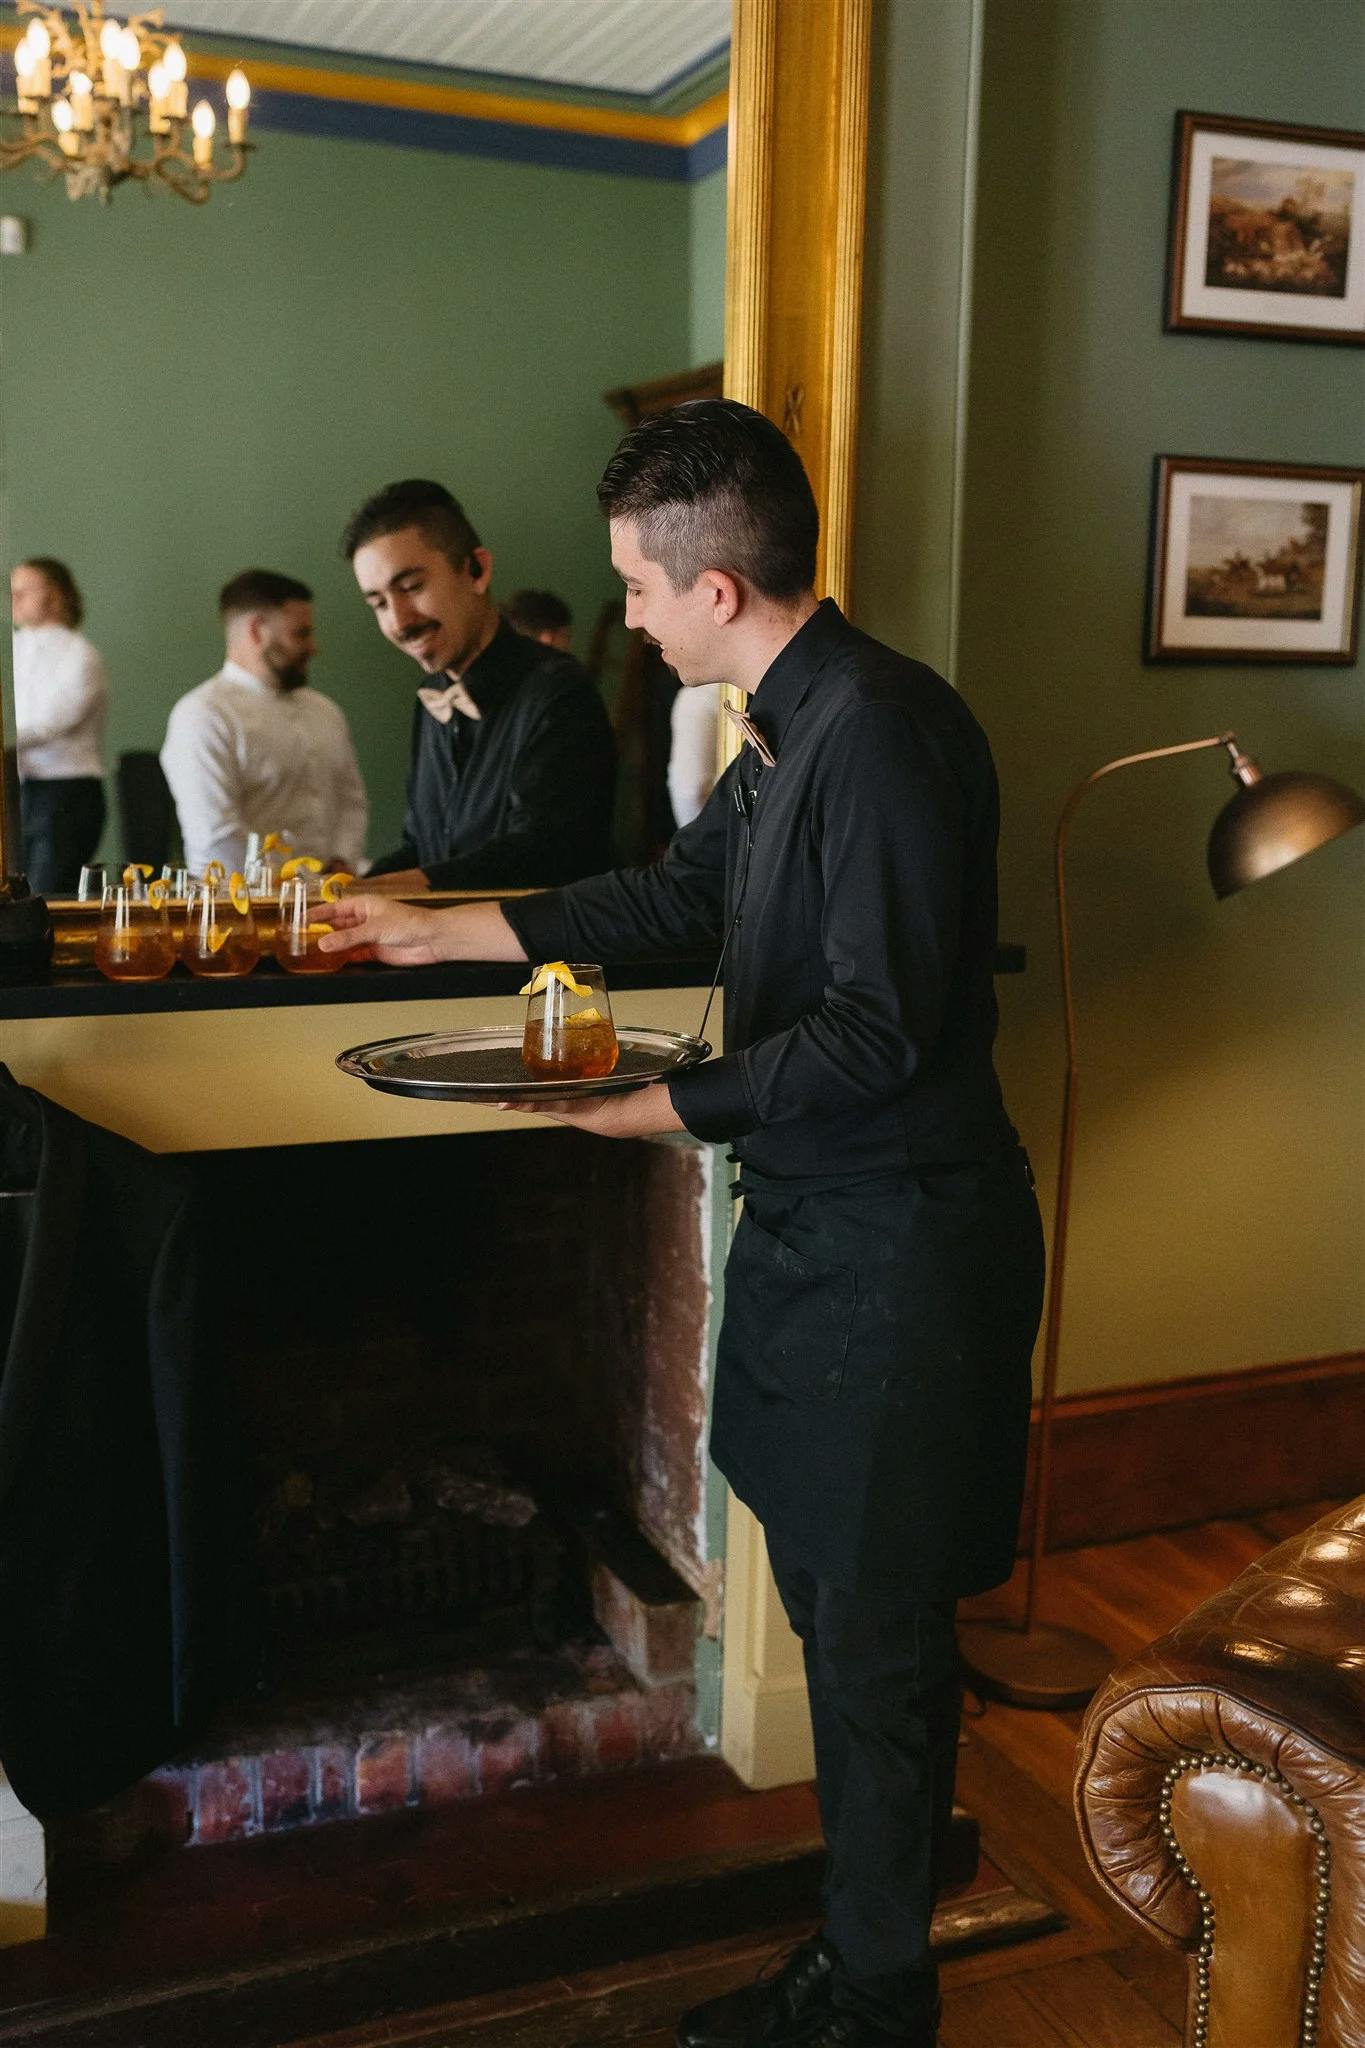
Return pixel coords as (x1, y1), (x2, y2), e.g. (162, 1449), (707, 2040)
(13, 624), (108, 782)
(160, 660), (368, 878)
(667, 681), (720, 828)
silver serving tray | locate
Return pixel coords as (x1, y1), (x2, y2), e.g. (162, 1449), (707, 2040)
(336, 1024), (711, 1103)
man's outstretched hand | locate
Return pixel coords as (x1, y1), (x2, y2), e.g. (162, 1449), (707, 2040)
(317, 894), (446, 966)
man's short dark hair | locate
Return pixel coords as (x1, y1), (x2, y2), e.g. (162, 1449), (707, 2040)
(219, 568), (312, 619)
(503, 588), (572, 636)
(21, 556), (83, 627)
(340, 480), (482, 570)
(596, 399), (819, 601)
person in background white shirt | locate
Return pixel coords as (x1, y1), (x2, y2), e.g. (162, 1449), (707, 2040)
(10, 556), (108, 893)
(667, 679), (719, 828)
(161, 569), (368, 880)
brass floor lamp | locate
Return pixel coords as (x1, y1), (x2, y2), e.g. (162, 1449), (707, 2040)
(958, 731), (1365, 1710)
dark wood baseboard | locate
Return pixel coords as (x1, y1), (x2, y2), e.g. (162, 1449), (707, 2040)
(1028, 1352), (1365, 1551)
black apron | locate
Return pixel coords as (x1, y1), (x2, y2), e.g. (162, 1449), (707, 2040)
(711, 1144), (1044, 1597)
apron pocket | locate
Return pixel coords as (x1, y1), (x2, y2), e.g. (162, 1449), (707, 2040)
(726, 1209), (857, 1401)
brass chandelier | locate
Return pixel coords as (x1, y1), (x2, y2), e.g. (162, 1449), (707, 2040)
(1, 0), (252, 203)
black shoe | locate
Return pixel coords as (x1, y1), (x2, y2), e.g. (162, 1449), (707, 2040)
(675, 1934), (836, 2046)
(765, 2000), (941, 2048)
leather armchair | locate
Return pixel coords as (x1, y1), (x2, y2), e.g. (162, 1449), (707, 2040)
(1074, 1498), (1365, 2048)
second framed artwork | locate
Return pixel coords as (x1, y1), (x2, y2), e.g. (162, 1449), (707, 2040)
(1147, 456), (1364, 664)
(1167, 111), (1365, 344)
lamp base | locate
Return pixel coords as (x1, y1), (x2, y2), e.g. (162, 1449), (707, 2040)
(957, 1616), (1112, 1710)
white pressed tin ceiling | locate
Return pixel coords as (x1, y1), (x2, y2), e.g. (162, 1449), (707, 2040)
(159, 1), (732, 98)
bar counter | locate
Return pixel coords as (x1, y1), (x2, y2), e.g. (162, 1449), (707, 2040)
(0, 945), (1025, 1154)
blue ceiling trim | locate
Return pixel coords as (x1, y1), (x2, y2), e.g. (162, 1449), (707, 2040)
(251, 88), (726, 183)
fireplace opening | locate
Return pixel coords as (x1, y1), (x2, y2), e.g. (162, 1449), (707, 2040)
(110, 1127), (718, 1851)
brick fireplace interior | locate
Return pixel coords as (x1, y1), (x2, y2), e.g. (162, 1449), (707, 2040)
(65, 1128), (718, 1865)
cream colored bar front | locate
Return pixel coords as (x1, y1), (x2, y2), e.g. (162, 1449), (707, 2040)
(0, 983), (718, 1152)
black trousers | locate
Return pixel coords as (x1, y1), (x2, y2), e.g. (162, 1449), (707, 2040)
(768, 1542), (960, 2035)
(20, 777), (105, 895)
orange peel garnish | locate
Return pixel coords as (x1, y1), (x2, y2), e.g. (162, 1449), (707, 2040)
(519, 961), (593, 998)
(122, 862), (153, 884)
(204, 923), (232, 955)
(148, 879), (169, 908)
(567, 1006), (606, 1024)
(262, 831), (288, 853)
(204, 860), (226, 882)
(229, 873), (251, 916)
(305, 922), (333, 936)
(280, 854), (323, 880)
(320, 871), (354, 904)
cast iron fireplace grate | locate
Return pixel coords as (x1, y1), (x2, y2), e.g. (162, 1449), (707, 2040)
(259, 1449), (563, 1648)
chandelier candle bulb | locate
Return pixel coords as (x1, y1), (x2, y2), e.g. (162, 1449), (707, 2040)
(191, 99), (214, 166)
(146, 62), (169, 133)
(69, 73), (94, 132)
(99, 17), (126, 100)
(51, 99), (78, 155)
(19, 25), (51, 101)
(225, 67), (249, 144)
(13, 40), (38, 114)
(162, 39), (188, 120)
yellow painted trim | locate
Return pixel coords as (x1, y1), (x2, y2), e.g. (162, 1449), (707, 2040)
(0, 25), (727, 146)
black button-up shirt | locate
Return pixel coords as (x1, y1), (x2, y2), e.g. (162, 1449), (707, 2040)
(370, 620), (616, 889)
(503, 601), (1014, 1177)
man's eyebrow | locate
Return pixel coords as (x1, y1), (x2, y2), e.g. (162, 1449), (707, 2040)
(361, 564), (425, 600)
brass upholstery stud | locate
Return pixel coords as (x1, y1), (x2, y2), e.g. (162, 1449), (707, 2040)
(1157, 1750), (1331, 2048)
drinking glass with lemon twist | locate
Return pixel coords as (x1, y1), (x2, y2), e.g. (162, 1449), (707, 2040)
(520, 962), (619, 1080)
(183, 868), (260, 978)
(95, 869), (176, 982)
(275, 859), (354, 975)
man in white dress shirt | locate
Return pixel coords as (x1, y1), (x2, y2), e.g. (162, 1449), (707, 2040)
(161, 569), (368, 879)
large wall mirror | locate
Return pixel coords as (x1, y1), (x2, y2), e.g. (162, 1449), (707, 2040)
(0, 0), (730, 892)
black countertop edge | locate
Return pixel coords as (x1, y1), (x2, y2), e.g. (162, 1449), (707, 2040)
(0, 944), (1027, 1022)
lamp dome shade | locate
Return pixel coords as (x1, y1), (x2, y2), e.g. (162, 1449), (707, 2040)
(1207, 769), (1365, 899)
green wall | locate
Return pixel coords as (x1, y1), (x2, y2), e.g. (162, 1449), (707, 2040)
(858, 0), (1364, 1394)
(1, 121), (716, 856)
(689, 165), (728, 366)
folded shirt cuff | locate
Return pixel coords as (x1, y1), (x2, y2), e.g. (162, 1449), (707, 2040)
(668, 1053), (757, 1143)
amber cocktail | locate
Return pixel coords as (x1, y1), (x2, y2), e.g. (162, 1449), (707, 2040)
(95, 884), (176, 982)
(521, 962), (619, 1080)
(274, 871), (350, 975)
(183, 874), (260, 978)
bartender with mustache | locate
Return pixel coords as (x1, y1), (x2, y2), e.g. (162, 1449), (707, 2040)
(345, 479), (615, 892)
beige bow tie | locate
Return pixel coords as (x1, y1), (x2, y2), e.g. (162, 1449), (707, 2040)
(417, 680), (481, 725)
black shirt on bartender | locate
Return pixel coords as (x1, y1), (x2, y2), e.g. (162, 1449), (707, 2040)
(369, 619), (616, 889)
(502, 599), (1014, 1179)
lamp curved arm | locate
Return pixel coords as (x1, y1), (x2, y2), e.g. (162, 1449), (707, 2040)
(1024, 731), (1236, 1630)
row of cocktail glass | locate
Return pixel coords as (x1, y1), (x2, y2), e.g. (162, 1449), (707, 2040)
(88, 857), (350, 982)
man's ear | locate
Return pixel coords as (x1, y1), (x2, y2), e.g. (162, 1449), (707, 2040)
(701, 570), (743, 625)
(469, 547), (494, 592)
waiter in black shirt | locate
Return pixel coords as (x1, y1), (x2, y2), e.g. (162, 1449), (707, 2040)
(343, 479), (615, 891)
(322, 405), (1044, 2048)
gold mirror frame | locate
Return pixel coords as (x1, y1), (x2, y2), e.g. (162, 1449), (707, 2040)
(718, 0), (872, 1786)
